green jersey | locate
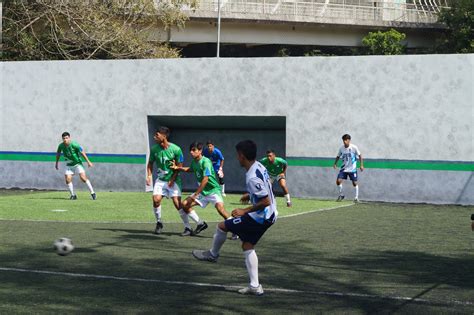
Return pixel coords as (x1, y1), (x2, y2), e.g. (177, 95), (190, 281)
(190, 156), (221, 196)
(260, 157), (287, 177)
(57, 141), (83, 166)
(149, 142), (184, 184)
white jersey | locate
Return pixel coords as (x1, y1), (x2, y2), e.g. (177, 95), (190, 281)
(338, 144), (361, 173)
(246, 161), (278, 224)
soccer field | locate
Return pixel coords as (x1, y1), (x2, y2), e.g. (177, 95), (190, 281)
(0, 191), (473, 313)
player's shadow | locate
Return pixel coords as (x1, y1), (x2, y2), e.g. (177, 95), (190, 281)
(93, 228), (213, 239)
(37, 247), (97, 254)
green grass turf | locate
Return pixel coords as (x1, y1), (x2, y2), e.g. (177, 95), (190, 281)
(0, 191), (349, 222)
(0, 191), (473, 314)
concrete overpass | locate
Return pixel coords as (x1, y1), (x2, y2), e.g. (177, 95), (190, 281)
(156, 0), (449, 48)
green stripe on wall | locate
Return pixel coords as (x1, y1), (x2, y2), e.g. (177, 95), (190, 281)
(287, 159), (474, 172)
(0, 153), (146, 164)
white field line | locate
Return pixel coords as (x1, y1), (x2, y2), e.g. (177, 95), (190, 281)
(0, 203), (353, 224)
(0, 267), (472, 307)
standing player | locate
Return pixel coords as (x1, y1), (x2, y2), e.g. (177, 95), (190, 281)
(333, 134), (364, 203)
(203, 140), (226, 197)
(259, 150), (291, 207)
(171, 142), (232, 236)
(146, 126), (188, 235)
(55, 132), (96, 200)
(192, 140), (278, 296)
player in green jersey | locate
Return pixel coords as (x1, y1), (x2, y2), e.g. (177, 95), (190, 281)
(55, 132), (96, 200)
(171, 142), (235, 236)
(241, 149), (292, 207)
(146, 126), (191, 235)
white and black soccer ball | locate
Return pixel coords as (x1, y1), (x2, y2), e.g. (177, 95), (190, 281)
(53, 238), (74, 256)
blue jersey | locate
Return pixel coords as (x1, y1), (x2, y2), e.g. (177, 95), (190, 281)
(203, 147), (224, 172)
(246, 161), (278, 224)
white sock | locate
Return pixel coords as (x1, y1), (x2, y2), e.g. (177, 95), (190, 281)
(284, 194), (291, 203)
(338, 184), (343, 195)
(85, 179), (94, 194)
(210, 226), (227, 257)
(179, 209), (191, 229)
(355, 185), (359, 199)
(244, 249), (259, 288)
(153, 206), (162, 222)
(188, 210), (202, 224)
(221, 184), (225, 194)
(67, 183), (74, 196)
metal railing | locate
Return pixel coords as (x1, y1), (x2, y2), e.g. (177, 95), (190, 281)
(186, 0), (449, 25)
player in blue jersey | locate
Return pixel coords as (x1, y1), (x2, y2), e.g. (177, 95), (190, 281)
(333, 134), (364, 203)
(203, 140), (226, 196)
(193, 140), (278, 296)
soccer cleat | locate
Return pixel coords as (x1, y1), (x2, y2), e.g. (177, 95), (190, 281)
(194, 221), (208, 235)
(222, 193), (227, 197)
(286, 201), (292, 207)
(181, 227), (194, 236)
(230, 233), (239, 240)
(336, 195), (345, 202)
(238, 285), (264, 296)
(354, 198), (359, 203)
(91, 193), (97, 200)
(154, 221), (163, 235)
(69, 195), (77, 200)
(192, 249), (218, 263)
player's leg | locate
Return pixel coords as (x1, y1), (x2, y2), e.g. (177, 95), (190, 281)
(182, 195), (207, 235)
(192, 220), (228, 262)
(336, 171), (346, 201)
(78, 166), (96, 200)
(239, 241), (263, 295)
(64, 173), (76, 200)
(350, 172), (359, 203)
(214, 201), (238, 240)
(278, 177), (291, 207)
(218, 175), (226, 197)
(152, 180), (166, 234)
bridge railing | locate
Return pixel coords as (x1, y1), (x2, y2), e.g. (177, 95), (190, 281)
(187, 0), (449, 25)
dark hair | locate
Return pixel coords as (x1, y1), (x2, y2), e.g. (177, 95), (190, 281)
(157, 126), (170, 139)
(235, 140), (257, 161)
(189, 142), (203, 151)
(61, 132), (70, 138)
(206, 140), (214, 145)
(342, 134), (351, 141)
(266, 149), (275, 155)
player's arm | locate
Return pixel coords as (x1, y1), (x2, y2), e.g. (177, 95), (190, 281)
(240, 193), (250, 204)
(169, 160), (191, 173)
(80, 150), (93, 168)
(359, 154), (364, 171)
(281, 160), (288, 176)
(232, 195), (271, 217)
(168, 160), (183, 187)
(55, 149), (61, 170)
(333, 156), (340, 169)
(190, 176), (208, 201)
(146, 158), (154, 186)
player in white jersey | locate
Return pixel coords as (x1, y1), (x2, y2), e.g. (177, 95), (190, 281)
(192, 140), (278, 296)
(333, 134), (364, 203)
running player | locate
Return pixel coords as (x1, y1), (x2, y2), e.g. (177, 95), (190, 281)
(192, 140), (278, 296)
(146, 126), (188, 235)
(333, 134), (364, 203)
(203, 140), (226, 196)
(55, 132), (96, 200)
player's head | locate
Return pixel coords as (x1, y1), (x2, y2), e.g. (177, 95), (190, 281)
(154, 126), (170, 143)
(206, 140), (215, 153)
(266, 149), (276, 163)
(189, 142), (203, 159)
(236, 140), (257, 166)
(342, 134), (351, 147)
(61, 132), (71, 144)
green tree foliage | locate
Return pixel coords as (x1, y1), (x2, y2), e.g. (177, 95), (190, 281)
(436, 0), (474, 53)
(362, 29), (406, 55)
(2, 0), (198, 60)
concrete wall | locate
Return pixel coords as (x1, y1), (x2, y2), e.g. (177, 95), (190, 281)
(1, 55), (473, 204)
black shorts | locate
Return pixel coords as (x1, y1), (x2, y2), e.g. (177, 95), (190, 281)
(224, 214), (274, 245)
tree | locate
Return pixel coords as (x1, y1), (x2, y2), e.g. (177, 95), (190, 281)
(361, 29), (406, 55)
(2, 0), (198, 61)
(436, 0), (474, 53)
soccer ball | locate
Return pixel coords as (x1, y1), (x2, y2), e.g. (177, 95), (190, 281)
(53, 238), (74, 256)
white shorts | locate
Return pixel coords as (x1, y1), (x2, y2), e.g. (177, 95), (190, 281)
(153, 179), (181, 198)
(195, 193), (223, 208)
(270, 174), (285, 184)
(65, 164), (85, 176)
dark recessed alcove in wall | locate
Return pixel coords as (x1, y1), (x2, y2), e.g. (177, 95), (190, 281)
(147, 116), (286, 193)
